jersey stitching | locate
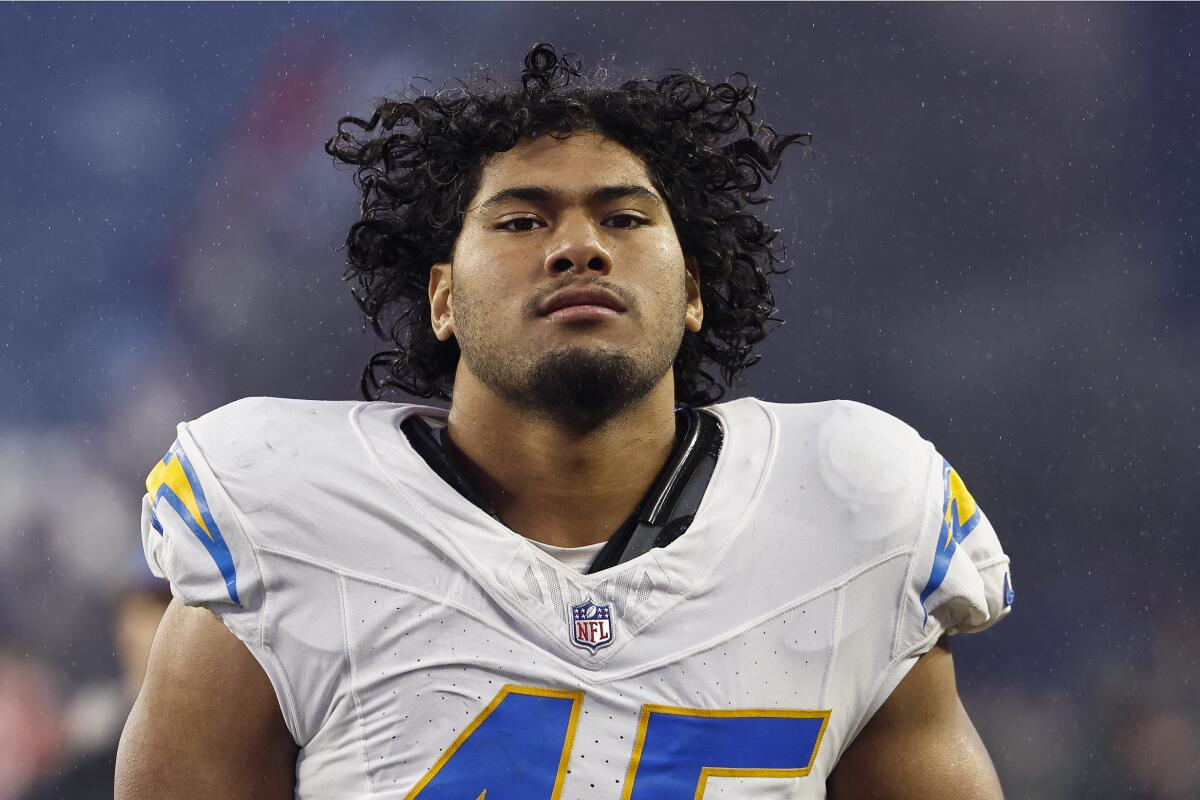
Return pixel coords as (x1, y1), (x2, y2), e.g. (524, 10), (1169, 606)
(250, 548), (306, 746)
(893, 626), (943, 664)
(838, 652), (922, 761)
(595, 546), (912, 684)
(259, 543), (563, 663)
(337, 573), (377, 798)
(890, 440), (941, 662)
(972, 554), (1011, 571)
(819, 587), (844, 709)
(254, 535), (912, 687)
(688, 398), (781, 591)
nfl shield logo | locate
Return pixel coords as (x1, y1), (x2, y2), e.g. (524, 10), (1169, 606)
(569, 600), (614, 653)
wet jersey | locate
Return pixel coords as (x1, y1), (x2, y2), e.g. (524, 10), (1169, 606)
(141, 396), (1013, 799)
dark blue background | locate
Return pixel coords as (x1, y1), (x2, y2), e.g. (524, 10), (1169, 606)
(2, 4), (1196, 796)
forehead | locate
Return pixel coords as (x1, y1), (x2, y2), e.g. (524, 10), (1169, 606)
(471, 131), (657, 202)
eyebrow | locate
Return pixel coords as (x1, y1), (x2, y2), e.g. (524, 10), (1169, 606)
(474, 184), (665, 214)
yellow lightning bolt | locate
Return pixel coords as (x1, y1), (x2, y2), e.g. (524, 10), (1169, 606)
(942, 468), (978, 547)
(145, 451), (213, 541)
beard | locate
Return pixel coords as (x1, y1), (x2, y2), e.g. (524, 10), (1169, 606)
(454, 300), (682, 428)
(462, 341), (675, 427)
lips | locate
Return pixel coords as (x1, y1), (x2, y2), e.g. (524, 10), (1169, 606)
(537, 286), (628, 316)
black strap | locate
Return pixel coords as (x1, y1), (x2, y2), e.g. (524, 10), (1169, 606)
(399, 407), (723, 573)
(400, 414), (501, 521)
(584, 408), (722, 573)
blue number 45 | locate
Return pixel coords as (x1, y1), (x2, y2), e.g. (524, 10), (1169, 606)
(405, 685), (830, 799)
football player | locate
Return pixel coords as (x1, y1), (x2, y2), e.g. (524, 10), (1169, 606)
(117, 44), (1012, 799)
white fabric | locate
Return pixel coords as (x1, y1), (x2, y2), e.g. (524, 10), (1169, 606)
(527, 538), (608, 573)
(142, 396), (1012, 798)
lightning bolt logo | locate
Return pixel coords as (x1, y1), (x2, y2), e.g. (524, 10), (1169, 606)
(918, 460), (981, 624)
(146, 440), (240, 605)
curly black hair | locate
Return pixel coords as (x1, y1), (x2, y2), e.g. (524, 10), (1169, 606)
(326, 43), (809, 406)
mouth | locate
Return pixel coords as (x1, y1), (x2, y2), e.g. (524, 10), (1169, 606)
(537, 286), (628, 320)
(542, 304), (622, 322)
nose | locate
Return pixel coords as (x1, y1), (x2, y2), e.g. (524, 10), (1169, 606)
(543, 215), (612, 276)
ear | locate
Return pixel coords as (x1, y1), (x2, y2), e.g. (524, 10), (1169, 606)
(684, 255), (703, 333)
(428, 262), (455, 342)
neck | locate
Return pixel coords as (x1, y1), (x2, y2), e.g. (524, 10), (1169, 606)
(443, 365), (679, 548)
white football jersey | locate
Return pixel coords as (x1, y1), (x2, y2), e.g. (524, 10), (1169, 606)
(142, 396), (1012, 799)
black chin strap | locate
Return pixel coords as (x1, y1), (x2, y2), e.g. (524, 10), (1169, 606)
(399, 407), (724, 573)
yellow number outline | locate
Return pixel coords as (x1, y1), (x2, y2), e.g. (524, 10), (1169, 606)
(619, 704), (832, 800)
(403, 684), (584, 800)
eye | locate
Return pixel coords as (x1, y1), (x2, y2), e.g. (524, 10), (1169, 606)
(605, 214), (649, 229)
(496, 216), (543, 232)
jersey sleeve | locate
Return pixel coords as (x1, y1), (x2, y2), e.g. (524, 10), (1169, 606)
(141, 423), (260, 611)
(140, 419), (301, 739)
(894, 450), (1014, 660)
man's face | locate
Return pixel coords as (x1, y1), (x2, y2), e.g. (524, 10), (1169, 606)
(430, 130), (703, 423)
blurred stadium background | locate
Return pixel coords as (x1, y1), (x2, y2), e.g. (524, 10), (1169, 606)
(1, 3), (1197, 797)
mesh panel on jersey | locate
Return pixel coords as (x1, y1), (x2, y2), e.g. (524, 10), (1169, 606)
(565, 581), (584, 607)
(525, 558), (657, 627)
(535, 560), (566, 618)
(636, 571), (654, 604)
(521, 564), (543, 605)
(605, 574), (634, 617)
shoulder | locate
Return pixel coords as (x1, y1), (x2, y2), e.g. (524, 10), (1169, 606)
(719, 396), (926, 445)
(699, 398), (941, 598)
(185, 396), (364, 455)
(752, 399), (1013, 654)
(753, 396), (926, 448)
(175, 396), (369, 485)
(733, 397), (936, 518)
(142, 397), (371, 600)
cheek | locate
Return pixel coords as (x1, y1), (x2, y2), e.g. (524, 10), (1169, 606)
(643, 240), (689, 303)
(456, 230), (538, 286)
(451, 272), (522, 333)
(451, 243), (522, 311)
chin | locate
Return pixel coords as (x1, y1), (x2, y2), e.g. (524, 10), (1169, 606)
(518, 346), (664, 424)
